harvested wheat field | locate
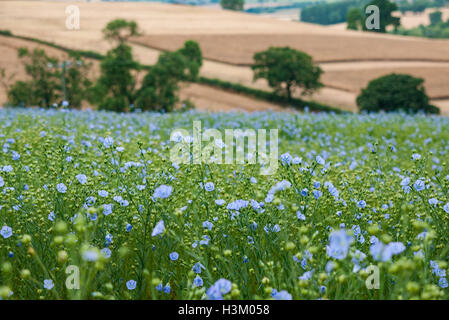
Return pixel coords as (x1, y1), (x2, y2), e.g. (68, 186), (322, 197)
(322, 65), (449, 99)
(179, 83), (291, 113)
(131, 33), (449, 65)
(5, 1), (449, 64)
(0, 0), (448, 113)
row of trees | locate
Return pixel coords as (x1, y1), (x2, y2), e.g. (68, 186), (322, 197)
(301, 0), (370, 25)
(301, 0), (448, 32)
(90, 19), (203, 112)
(300, 0), (399, 30)
(6, 49), (92, 109)
(250, 47), (437, 114)
(346, 0), (401, 32)
(220, 0), (244, 11)
(397, 0), (449, 14)
(1, 19), (437, 114)
(3, 20), (203, 112)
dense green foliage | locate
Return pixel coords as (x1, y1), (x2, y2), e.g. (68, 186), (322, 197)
(136, 51), (189, 113)
(356, 74), (439, 114)
(61, 55), (93, 109)
(245, 2), (314, 14)
(135, 40), (202, 112)
(346, 0), (400, 32)
(2, 21), (202, 113)
(0, 29), (12, 36)
(1, 29), (330, 114)
(102, 19), (140, 43)
(220, 0), (244, 11)
(6, 48), (91, 109)
(397, 0), (449, 13)
(366, 0), (400, 32)
(90, 43), (140, 112)
(6, 81), (35, 109)
(430, 10), (443, 25)
(177, 40), (203, 81)
(347, 7), (364, 30)
(252, 47), (323, 100)
(301, 0), (369, 25)
(78, 20), (201, 113)
(90, 20), (142, 112)
(8, 48), (59, 108)
(301, 0), (449, 27)
(1, 109), (449, 299)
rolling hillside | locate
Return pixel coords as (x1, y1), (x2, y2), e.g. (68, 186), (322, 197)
(0, 0), (448, 113)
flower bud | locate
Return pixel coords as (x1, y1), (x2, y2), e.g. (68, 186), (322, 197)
(58, 250), (68, 263)
(0, 286), (11, 299)
(22, 234), (32, 245)
(21, 269), (31, 279)
(27, 247), (36, 256)
(55, 221), (68, 235)
(285, 242), (295, 251)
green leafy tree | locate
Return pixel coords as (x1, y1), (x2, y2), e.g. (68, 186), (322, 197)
(6, 48), (91, 108)
(363, 0), (400, 33)
(430, 10), (443, 26)
(220, 0), (244, 11)
(92, 20), (203, 113)
(7, 81), (35, 108)
(177, 40), (203, 80)
(410, 0), (430, 13)
(347, 8), (363, 30)
(8, 48), (59, 107)
(102, 19), (140, 43)
(252, 47), (323, 101)
(136, 51), (189, 112)
(301, 0), (370, 25)
(90, 20), (142, 112)
(91, 43), (140, 112)
(61, 54), (93, 109)
(356, 73), (439, 114)
(135, 40), (203, 112)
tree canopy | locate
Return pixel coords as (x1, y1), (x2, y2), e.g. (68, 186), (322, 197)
(356, 73), (439, 114)
(252, 47), (323, 101)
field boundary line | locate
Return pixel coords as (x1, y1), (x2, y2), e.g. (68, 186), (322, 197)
(129, 38), (449, 66)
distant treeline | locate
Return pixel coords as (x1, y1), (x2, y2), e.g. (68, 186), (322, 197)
(300, 0), (370, 25)
(245, 2), (317, 14)
(301, 0), (449, 26)
(397, 0), (449, 13)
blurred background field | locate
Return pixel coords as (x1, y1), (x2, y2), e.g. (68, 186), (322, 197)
(0, 0), (448, 113)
